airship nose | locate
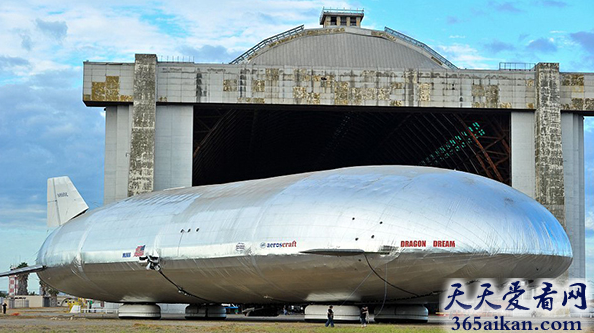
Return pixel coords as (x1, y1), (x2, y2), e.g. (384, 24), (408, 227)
(443, 171), (573, 278)
(390, 168), (572, 279)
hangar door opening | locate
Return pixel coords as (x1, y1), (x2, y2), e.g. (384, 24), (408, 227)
(192, 105), (510, 186)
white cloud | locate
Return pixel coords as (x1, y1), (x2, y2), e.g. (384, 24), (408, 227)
(151, 0), (351, 53)
(437, 44), (496, 69)
(587, 211), (594, 231)
(0, 0), (355, 80)
(0, 3), (175, 80)
(586, 236), (594, 279)
(0, 204), (45, 228)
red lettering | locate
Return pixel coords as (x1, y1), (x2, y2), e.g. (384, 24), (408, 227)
(400, 240), (427, 247)
(433, 240), (456, 247)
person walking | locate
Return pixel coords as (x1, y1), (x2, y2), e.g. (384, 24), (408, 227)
(2, 302), (7, 314)
(360, 306), (369, 327)
(325, 305), (335, 327)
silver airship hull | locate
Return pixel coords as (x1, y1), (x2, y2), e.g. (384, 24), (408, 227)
(36, 166), (572, 304)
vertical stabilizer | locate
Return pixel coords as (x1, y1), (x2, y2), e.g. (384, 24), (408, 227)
(47, 176), (89, 228)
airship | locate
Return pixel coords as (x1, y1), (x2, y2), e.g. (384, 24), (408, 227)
(1, 166), (572, 321)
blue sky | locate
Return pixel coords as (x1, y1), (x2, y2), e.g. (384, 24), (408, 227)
(0, 0), (592, 293)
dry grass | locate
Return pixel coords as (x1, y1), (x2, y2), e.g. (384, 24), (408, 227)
(1, 314), (446, 333)
(5, 309), (593, 333)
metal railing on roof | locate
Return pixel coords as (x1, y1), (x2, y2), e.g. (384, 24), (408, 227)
(384, 27), (458, 70)
(230, 25), (304, 65)
(158, 55), (195, 63)
(499, 62), (536, 71)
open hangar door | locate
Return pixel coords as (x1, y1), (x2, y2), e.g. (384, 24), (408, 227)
(192, 104), (510, 187)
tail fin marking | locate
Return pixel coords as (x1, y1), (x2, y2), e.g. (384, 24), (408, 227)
(47, 176), (89, 228)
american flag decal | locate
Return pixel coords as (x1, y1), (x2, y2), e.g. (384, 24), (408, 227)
(134, 245), (145, 257)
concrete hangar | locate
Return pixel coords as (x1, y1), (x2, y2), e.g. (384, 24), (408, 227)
(82, 9), (591, 280)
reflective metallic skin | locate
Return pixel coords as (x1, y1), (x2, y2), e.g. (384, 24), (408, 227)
(36, 166), (572, 304)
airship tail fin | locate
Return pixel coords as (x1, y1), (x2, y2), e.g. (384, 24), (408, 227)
(47, 176), (89, 228)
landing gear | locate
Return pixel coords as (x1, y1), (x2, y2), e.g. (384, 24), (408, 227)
(374, 305), (428, 323)
(185, 304), (227, 320)
(118, 303), (161, 319)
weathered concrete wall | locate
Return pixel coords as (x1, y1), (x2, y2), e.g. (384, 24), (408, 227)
(84, 62), (594, 113)
(83, 63), (134, 103)
(154, 105), (193, 191)
(162, 65), (536, 109)
(104, 105), (132, 204)
(560, 73), (594, 111)
(561, 113), (585, 278)
(534, 63), (565, 227)
(128, 54), (157, 197)
(156, 64), (198, 103)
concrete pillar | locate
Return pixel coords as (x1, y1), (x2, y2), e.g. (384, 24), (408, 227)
(104, 105), (132, 204)
(534, 63), (565, 228)
(561, 113), (585, 278)
(510, 111), (535, 198)
(128, 54), (157, 197)
(104, 106), (117, 204)
(154, 105), (194, 191)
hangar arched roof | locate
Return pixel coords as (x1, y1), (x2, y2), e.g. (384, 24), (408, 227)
(234, 26), (455, 70)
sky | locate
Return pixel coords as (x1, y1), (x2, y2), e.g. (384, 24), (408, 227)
(0, 0), (592, 293)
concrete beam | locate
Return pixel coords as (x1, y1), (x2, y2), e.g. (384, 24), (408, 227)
(128, 54), (157, 197)
(82, 59), (594, 114)
(534, 63), (565, 227)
